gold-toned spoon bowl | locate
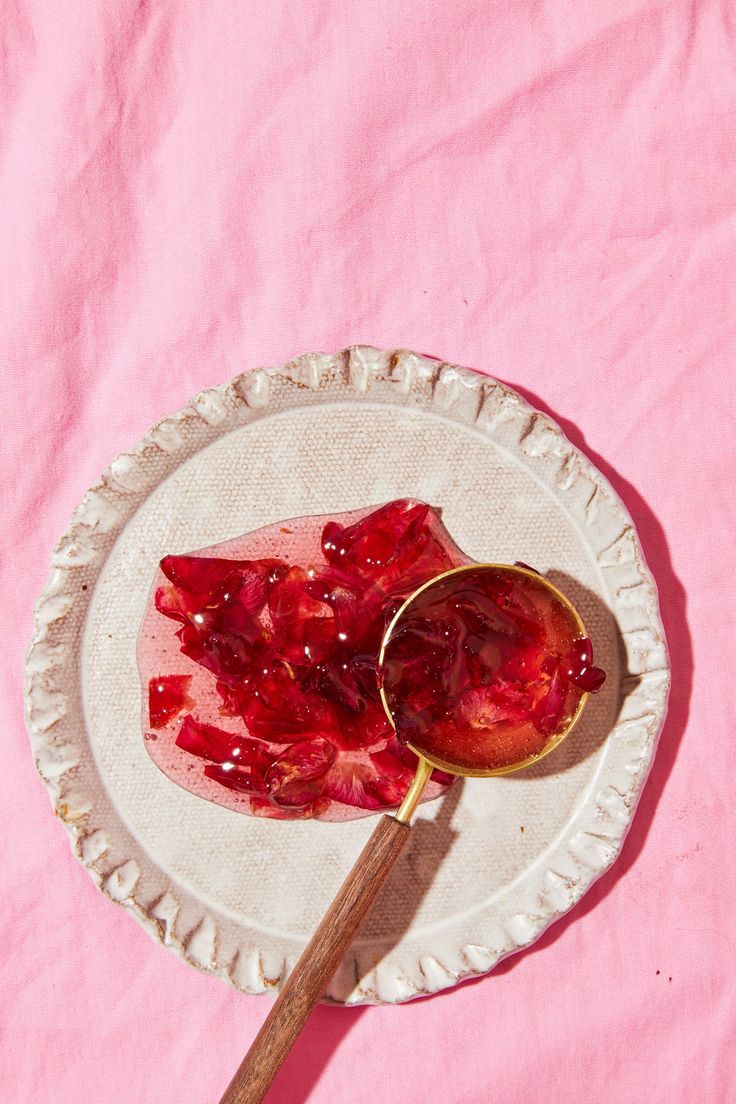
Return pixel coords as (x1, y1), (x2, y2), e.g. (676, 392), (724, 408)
(379, 562), (593, 823)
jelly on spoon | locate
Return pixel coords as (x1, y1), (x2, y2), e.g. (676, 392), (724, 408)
(139, 500), (469, 821)
(379, 562), (602, 783)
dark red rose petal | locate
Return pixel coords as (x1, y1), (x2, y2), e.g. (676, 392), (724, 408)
(320, 499), (453, 593)
(176, 715), (234, 761)
(241, 661), (339, 741)
(334, 699), (391, 751)
(179, 626), (264, 683)
(161, 554), (285, 609)
(203, 763), (267, 794)
(269, 566), (327, 628)
(573, 665), (606, 693)
(565, 636), (607, 692)
(532, 667), (568, 737)
(266, 737), (335, 809)
(148, 675), (192, 728)
(176, 715), (274, 776)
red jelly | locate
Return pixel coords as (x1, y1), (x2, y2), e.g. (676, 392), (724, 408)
(138, 500), (467, 820)
(139, 502), (605, 817)
(148, 675), (192, 728)
(380, 566), (605, 772)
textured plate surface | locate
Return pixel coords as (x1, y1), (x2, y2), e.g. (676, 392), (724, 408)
(24, 346), (669, 1004)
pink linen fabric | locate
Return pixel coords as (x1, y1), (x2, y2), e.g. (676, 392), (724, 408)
(2, 2), (735, 1101)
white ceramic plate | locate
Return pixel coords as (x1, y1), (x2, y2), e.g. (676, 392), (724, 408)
(24, 347), (669, 1004)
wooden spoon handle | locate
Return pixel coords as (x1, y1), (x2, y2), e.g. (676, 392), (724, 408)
(218, 815), (411, 1104)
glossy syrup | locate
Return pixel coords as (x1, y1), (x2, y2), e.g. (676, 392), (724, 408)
(138, 500), (467, 820)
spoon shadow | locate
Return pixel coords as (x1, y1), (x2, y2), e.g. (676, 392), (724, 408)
(504, 570), (634, 780)
(261, 1003), (367, 1103)
(261, 782), (464, 1102)
(354, 775), (465, 948)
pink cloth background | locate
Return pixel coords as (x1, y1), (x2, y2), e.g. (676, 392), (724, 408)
(2, 2), (735, 1101)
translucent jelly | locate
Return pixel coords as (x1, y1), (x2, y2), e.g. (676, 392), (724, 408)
(380, 566), (605, 772)
(139, 500), (467, 821)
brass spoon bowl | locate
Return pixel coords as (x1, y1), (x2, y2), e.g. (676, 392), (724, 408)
(378, 562), (590, 824)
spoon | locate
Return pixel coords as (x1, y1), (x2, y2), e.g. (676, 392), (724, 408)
(219, 563), (598, 1104)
